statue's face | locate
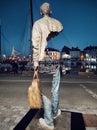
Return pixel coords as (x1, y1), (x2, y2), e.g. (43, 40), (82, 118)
(40, 2), (51, 16)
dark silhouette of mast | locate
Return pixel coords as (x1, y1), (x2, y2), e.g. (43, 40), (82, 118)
(29, 0), (33, 57)
(30, 0), (33, 27)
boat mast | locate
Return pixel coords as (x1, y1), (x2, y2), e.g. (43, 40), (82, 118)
(30, 0), (33, 27)
(29, 0), (33, 57)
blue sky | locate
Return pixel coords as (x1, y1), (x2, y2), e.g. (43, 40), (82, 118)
(0, 0), (97, 56)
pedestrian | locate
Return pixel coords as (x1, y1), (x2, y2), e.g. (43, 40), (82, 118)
(12, 60), (18, 75)
(60, 64), (63, 77)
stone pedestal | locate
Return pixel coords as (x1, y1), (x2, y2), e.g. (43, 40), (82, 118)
(14, 109), (97, 130)
(26, 109), (71, 130)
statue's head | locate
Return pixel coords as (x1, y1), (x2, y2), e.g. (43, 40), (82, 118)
(40, 2), (52, 16)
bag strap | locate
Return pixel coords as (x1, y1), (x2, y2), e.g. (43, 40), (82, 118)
(33, 67), (39, 80)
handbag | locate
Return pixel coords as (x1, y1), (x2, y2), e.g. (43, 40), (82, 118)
(28, 71), (42, 109)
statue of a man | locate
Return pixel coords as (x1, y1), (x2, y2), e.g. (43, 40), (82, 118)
(32, 2), (63, 70)
(32, 2), (63, 130)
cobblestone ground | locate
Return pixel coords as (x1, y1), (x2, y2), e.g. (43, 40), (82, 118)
(0, 105), (29, 130)
(0, 74), (97, 130)
(0, 75), (30, 130)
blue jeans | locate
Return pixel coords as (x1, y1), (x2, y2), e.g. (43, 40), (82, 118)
(42, 68), (60, 126)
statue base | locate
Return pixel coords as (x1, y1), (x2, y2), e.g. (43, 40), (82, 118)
(13, 108), (97, 130)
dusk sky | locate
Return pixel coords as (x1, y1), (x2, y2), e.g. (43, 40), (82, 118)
(0, 0), (97, 56)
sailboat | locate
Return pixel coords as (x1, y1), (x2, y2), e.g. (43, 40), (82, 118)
(10, 47), (21, 59)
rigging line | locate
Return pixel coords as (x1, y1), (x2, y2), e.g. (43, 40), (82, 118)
(19, 11), (30, 46)
(35, 0), (40, 13)
(19, 1), (32, 44)
(1, 32), (12, 55)
(1, 32), (11, 45)
(61, 32), (74, 47)
(20, 0), (33, 55)
(33, 0), (41, 20)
